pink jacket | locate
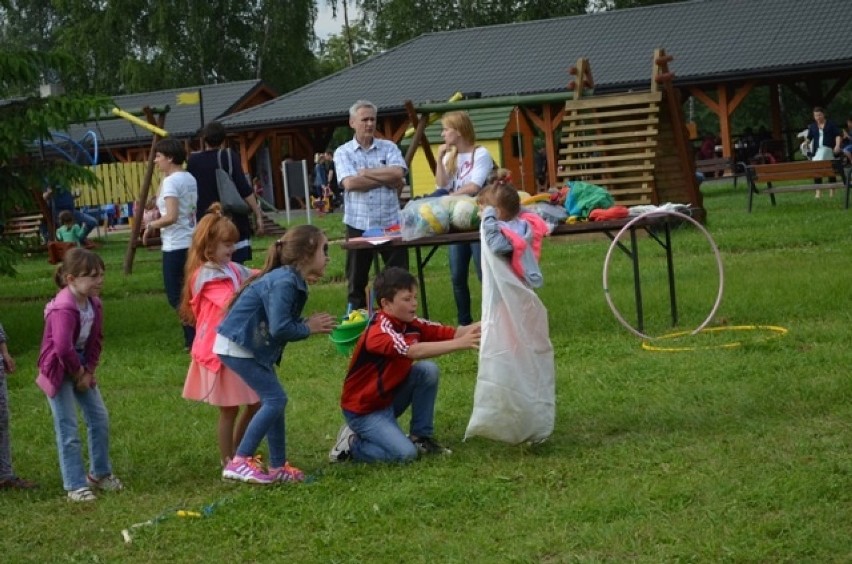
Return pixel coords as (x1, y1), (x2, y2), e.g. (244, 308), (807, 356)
(189, 262), (253, 372)
(499, 211), (548, 286)
(36, 287), (103, 398)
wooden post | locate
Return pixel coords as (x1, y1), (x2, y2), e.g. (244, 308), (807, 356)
(403, 100), (436, 173)
(123, 109), (166, 275)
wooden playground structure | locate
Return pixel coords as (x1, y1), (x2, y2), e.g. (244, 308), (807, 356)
(557, 49), (703, 215)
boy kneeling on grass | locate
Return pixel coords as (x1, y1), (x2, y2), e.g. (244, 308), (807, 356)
(330, 267), (481, 463)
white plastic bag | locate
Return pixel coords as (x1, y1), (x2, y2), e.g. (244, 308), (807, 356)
(399, 198), (450, 240)
(464, 227), (555, 444)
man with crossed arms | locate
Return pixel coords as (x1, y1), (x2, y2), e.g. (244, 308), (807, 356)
(334, 100), (409, 310)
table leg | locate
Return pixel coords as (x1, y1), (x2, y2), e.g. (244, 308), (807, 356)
(415, 246), (429, 319)
(630, 227), (644, 333)
(664, 222), (677, 326)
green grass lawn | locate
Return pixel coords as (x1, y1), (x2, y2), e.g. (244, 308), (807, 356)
(1, 187), (850, 562)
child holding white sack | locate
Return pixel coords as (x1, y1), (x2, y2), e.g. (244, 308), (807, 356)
(464, 170), (555, 445)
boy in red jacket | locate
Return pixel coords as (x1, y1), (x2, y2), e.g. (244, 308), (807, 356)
(330, 267), (480, 463)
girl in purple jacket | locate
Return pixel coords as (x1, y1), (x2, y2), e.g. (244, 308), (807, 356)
(37, 248), (123, 502)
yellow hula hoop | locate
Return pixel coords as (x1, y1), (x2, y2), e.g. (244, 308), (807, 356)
(641, 325), (788, 352)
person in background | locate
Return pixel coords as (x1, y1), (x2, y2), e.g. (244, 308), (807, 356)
(55, 210), (84, 246)
(142, 138), (198, 350)
(433, 111), (494, 326)
(43, 184), (98, 248)
(187, 121), (265, 264)
(47, 210), (84, 264)
(142, 196), (161, 233)
(806, 107), (843, 198)
(696, 133), (717, 161)
(324, 150), (340, 210)
(36, 249), (122, 502)
(841, 118), (852, 165)
(0, 322), (37, 490)
(334, 100), (409, 310)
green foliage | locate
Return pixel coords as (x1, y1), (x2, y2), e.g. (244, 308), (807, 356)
(0, 0), (321, 95)
(359, 0), (587, 49)
(1, 189), (852, 560)
(0, 49), (111, 276)
(316, 21), (376, 74)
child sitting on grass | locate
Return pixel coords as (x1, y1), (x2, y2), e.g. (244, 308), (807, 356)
(329, 267), (481, 463)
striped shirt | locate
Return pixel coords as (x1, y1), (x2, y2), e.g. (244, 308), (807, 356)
(334, 137), (408, 230)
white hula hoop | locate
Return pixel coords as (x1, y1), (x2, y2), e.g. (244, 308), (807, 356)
(602, 209), (724, 340)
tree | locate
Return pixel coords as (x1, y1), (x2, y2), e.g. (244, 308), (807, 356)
(0, 49), (110, 276)
(357, 0), (587, 50)
(588, 0), (685, 9)
(0, 1), (321, 95)
(317, 21), (376, 75)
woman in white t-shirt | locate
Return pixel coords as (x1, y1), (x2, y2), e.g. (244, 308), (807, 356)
(143, 138), (198, 349)
(434, 111), (494, 325)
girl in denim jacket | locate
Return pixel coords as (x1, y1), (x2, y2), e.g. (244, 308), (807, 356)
(215, 225), (337, 484)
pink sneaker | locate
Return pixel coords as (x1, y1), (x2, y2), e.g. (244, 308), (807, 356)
(222, 456), (273, 485)
(269, 462), (305, 483)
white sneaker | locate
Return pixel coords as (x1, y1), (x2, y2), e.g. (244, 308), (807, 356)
(329, 424), (355, 462)
(67, 487), (96, 502)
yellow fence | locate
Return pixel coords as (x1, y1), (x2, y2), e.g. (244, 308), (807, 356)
(74, 162), (163, 208)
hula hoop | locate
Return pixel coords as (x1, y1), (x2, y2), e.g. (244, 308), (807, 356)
(641, 324), (788, 352)
(602, 209), (724, 340)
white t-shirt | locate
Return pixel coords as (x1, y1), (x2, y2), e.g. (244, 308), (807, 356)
(157, 171), (198, 251)
(75, 300), (93, 350)
(440, 146), (493, 193)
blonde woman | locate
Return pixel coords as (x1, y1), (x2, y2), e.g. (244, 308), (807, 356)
(434, 111), (494, 325)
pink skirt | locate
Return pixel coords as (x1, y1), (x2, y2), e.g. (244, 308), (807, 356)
(182, 361), (259, 407)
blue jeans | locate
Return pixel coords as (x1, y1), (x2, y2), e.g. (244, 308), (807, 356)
(449, 242), (482, 326)
(47, 378), (112, 491)
(162, 248), (195, 348)
(219, 355), (288, 468)
(73, 210), (98, 242)
(343, 361), (440, 463)
(0, 375), (13, 480)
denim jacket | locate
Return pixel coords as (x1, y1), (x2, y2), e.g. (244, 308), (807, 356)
(216, 266), (310, 368)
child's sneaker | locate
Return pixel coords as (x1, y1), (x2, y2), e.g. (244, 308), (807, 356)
(410, 436), (452, 455)
(67, 486), (96, 502)
(328, 424), (356, 462)
(222, 456), (273, 485)
(269, 462), (305, 483)
(87, 474), (124, 491)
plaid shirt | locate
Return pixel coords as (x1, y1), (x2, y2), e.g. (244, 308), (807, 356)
(334, 137), (407, 231)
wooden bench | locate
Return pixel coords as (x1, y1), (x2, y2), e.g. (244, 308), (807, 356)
(2, 213), (44, 247)
(746, 159), (850, 212)
(696, 157), (745, 189)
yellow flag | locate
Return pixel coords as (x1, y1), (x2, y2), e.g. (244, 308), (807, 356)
(176, 91), (200, 105)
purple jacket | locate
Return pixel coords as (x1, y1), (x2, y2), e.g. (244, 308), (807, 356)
(36, 287), (103, 397)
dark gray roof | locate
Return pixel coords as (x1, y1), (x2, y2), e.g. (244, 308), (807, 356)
(65, 79), (270, 148)
(222, 0), (852, 131)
